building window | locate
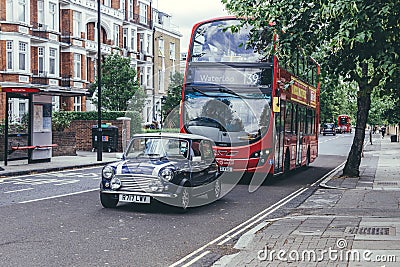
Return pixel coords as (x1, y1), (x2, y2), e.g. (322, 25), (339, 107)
(139, 33), (144, 53)
(74, 53), (81, 79)
(19, 42), (27, 71)
(104, 0), (111, 7)
(38, 47), (45, 75)
(73, 11), (82, 37)
(123, 28), (128, 49)
(158, 39), (164, 57)
(140, 67), (144, 86)
(7, 0), (14, 21)
(52, 96), (60, 111)
(114, 24), (120, 47)
(6, 41), (13, 70)
(130, 29), (136, 51)
(38, 0), (44, 25)
(74, 96), (82, 111)
(19, 102), (26, 119)
(146, 34), (151, 55)
(169, 42), (176, 59)
(146, 66), (151, 87)
(49, 48), (56, 75)
(49, 2), (57, 30)
(139, 2), (147, 24)
(18, 0), (27, 23)
(129, 0), (133, 20)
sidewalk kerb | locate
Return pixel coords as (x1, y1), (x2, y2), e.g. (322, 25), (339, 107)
(318, 160), (347, 189)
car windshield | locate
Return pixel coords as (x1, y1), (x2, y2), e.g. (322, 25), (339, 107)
(183, 89), (271, 146)
(324, 124), (334, 129)
(125, 137), (189, 160)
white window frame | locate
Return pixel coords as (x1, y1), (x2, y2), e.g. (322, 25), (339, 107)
(146, 66), (151, 87)
(146, 34), (151, 55)
(169, 42), (175, 60)
(130, 29), (136, 51)
(139, 2), (147, 24)
(74, 53), (82, 79)
(49, 48), (57, 75)
(6, 41), (13, 70)
(38, 0), (44, 25)
(104, 0), (111, 7)
(6, 0), (14, 21)
(123, 28), (128, 49)
(18, 0), (27, 23)
(19, 42), (27, 71)
(158, 39), (164, 57)
(129, 0), (133, 20)
(114, 24), (120, 47)
(49, 2), (57, 31)
(38, 47), (45, 75)
(74, 96), (82, 111)
(73, 11), (82, 37)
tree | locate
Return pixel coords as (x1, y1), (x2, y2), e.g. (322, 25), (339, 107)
(222, 0), (400, 176)
(90, 53), (146, 112)
(163, 72), (184, 116)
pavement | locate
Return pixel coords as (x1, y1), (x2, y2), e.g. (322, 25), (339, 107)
(0, 150), (117, 177)
(1, 134), (399, 266)
(213, 134), (400, 266)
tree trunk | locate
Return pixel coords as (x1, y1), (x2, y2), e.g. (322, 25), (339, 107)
(342, 63), (371, 177)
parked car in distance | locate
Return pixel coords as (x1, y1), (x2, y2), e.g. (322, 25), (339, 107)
(100, 133), (221, 211)
(322, 123), (337, 136)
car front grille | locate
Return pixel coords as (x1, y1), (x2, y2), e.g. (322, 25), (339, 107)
(117, 174), (158, 192)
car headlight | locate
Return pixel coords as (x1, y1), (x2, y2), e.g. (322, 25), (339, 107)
(102, 166), (115, 179)
(159, 168), (174, 181)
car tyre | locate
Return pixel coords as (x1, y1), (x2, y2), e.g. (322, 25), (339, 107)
(177, 186), (191, 212)
(100, 193), (118, 208)
(207, 179), (221, 201)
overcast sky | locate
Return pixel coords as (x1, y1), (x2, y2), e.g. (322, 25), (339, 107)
(154, 0), (229, 52)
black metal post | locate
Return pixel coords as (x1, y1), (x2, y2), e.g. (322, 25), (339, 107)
(97, 0), (102, 161)
(4, 93), (9, 166)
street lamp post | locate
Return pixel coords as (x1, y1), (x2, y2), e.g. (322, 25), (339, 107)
(97, 0), (102, 161)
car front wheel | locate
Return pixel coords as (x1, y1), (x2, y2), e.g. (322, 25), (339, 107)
(100, 193), (118, 208)
(207, 179), (221, 201)
(178, 186), (191, 211)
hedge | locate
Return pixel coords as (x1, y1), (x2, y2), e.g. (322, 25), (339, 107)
(53, 111), (143, 134)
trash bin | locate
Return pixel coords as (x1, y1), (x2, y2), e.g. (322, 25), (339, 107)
(390, 135), (397, 142)
(92, 125), (118, 152)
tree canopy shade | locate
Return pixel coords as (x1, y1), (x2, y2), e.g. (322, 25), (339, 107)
(222, 0), (400, 176)
(90, 53), (146, 112)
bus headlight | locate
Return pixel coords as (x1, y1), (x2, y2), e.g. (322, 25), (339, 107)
(160, 168), (174, 181)
(102, 166), (115, 179)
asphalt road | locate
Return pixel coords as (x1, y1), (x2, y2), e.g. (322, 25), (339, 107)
(0, 133), (354, 266)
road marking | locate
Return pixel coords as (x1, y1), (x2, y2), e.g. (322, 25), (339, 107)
(4, 188), (34, 194)
(19, 188), (98, 204)
(169, 186), (307, 267)
(181, 251), (211, 267)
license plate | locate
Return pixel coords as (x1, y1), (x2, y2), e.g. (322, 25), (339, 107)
(220, 166), (233, 172)
(119, 194), (150, 204)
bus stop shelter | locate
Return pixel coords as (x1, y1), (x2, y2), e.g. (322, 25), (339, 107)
(1, 85), (87, 166)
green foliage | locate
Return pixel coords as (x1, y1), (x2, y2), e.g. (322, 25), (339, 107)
(52, 111), (143, 136)
(52, 112), (73, 131)
(163, 72), (184, 118)
(90, 53), (146, 112)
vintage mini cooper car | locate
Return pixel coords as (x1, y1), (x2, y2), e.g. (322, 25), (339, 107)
(100, 133), (222, 210)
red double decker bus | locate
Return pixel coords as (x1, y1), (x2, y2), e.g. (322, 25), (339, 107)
(338, 115), (351, 133)
(180, 17), (320, 175)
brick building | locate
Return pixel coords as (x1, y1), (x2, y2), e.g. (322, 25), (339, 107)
(0, 0), (181, 126)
